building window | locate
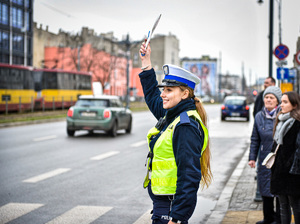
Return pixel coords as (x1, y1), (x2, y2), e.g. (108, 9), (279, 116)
(12, 0), (24, 6)
(12, 7), (23, 28)
(13, 34), (24, 52)
(0, 31), (9, 50)
(27, 36), (31, 53)
(0, 3), (9, 25)
(26, 12), (31, 31)
(25, 0), (30, 8)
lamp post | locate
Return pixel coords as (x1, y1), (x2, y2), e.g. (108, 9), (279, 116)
(258, 0), (274, 78)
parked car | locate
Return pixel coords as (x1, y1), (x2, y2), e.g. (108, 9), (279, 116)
(221, 96), (250, 121)
(200, 95), (215, 104)
(66, 95), (132, 137)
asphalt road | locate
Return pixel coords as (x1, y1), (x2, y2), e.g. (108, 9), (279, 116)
(0, 104), (254, 224)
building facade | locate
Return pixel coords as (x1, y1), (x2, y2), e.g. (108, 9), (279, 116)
(0, 0), (33, 65)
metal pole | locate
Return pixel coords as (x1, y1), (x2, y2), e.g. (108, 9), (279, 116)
(77, 46), (80, 71)
(31, 96), (34, 112)
(5, 97), (8, 115)
(126, 34), (130, 109)
(19, 96), (21, 113)
(269, 0), (274, 77)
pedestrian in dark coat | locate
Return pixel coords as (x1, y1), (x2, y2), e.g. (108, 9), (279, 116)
(271, 91), (300, 224)
(249, 86), (282, 224)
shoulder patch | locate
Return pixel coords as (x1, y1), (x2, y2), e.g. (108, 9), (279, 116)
(180, 111), (190, 124)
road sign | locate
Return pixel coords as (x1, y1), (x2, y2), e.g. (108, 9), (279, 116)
(274, 44), (289, 60)
(280, 83), (293, 93)
(296, 50), (300, 65)
(276, 67), (289, 80)
(289, 69), (297, 78)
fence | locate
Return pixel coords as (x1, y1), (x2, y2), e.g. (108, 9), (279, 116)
(0, 96), (77, 115)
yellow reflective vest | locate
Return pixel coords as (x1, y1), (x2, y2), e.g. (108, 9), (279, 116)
(144, 110), (208, 195)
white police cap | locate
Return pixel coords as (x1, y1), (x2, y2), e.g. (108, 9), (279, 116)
(157, 64), (200, 90)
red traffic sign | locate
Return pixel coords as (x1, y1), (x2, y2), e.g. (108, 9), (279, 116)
(296, 50), (300, 65)
(274, 44), (289, 60)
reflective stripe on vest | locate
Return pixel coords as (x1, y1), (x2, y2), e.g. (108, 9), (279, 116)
(143, 110), (208, 195)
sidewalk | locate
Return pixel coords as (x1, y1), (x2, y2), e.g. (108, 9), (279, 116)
(206, 148), (264, 224)
(206, 148), (295, 224)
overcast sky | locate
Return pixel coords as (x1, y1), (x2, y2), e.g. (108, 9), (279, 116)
(34, 0), (300, 85)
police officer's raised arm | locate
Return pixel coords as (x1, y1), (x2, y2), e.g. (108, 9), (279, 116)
(139, 41), (165, 119)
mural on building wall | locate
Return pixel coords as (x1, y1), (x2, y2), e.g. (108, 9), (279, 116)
(182, 61), (217, 97)
(44, 44), (129, 95)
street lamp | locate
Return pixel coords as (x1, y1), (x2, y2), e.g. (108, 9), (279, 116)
(258, 0), (274, 78)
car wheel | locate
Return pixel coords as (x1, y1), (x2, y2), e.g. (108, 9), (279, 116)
(246, 116), (250, 122)
(67, 128), (75, 137)
(88, 130), (94, 135)
(126, 118), (132, 134)
(109, 121), (117, 137)
(221, 116), (225, 121)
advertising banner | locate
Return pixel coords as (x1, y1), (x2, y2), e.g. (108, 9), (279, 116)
(182, 61), (217, 97)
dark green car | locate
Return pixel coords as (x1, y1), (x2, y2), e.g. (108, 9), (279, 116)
(66, 95), (132, 137)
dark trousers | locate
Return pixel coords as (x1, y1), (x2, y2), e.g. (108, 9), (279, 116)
(262, 196), (281, 223)
(278, 195), (300, 224)
(147, 183), (193, 224)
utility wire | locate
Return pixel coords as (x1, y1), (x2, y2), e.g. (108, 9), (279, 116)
(41, 2), (75, 18)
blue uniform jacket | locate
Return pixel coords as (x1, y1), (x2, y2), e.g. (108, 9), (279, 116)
(139, 68), (205, 221)
(249, 108), (279, 197)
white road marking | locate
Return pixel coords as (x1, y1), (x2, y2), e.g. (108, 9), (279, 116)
(33, 135), (57, 142)
(46, 205), (113, 224)
(90, 151), (120, 161)
(0, 203), (44, 224)
(130, 140), (147, 148)
(133, 209), (152, 224)
(23, 168), (71, 183)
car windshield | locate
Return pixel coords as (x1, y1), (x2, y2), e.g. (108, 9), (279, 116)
(76, 99), (109, 107)
(225, 99), (245, 106)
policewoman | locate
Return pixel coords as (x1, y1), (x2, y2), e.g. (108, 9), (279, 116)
(139, 42), (212, 224)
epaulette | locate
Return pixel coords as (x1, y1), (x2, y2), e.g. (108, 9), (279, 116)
(179, 111), (190, 124)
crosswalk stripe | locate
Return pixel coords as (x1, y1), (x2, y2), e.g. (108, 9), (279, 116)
(90, 151), (120, 160)
(45, 205), (113, 224)
(22, 168), (71, 183)
(130, 140), (147, 148)
(0, 203), (44, 224)
(133, 209), (152, 224)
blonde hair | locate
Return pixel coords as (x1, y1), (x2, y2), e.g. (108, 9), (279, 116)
(179, 86), (212, 189)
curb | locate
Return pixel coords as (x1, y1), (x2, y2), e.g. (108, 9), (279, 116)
(0, 118), (66, 128)
(206, 144), (249, 224)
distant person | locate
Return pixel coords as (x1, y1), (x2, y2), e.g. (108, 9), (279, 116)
(253, 77), (276, 117)
(270, 91), (300, 224)
(248, 86), (282, 224)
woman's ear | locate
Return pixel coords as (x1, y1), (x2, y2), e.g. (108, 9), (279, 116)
(181, 89), (189, 100)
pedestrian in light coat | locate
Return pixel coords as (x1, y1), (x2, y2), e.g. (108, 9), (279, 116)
(249, 86), (282, 224)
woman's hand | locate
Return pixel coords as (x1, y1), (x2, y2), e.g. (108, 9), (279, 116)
(248, 160), (256, 168)
(139, 39), (152, 70)
(168, 221), (176, 224)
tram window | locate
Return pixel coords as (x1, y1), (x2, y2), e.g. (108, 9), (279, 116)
(10, 68), (23, 89)
(0, 67), (9, 88)
(44, 72), (57, 89)
(23, 70), (34, 89)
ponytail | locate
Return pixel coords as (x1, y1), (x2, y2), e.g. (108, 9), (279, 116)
(180, 87), (212, 189)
